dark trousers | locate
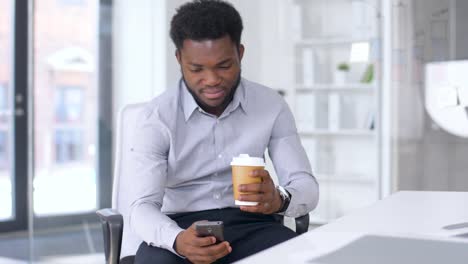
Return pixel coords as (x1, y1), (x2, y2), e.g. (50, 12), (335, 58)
(135, 208), (297, 264)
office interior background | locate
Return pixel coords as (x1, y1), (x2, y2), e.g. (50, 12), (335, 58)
(1, 0), (467, 263)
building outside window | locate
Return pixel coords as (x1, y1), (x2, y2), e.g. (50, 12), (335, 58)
(54, 85), (84, 163)
(0, 131), (7, 169)
(55, 86), (83, 123)
(57, 0), (86, 6)
(54, 129), (83, 163)
(0, 83), (8, 122)
(0, 83), (9, 170)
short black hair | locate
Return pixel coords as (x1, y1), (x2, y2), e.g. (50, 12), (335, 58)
(170, 0), (243, 50)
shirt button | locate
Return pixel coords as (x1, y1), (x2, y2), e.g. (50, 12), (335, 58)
(213, 193), (220, 199)
(218, 154), (222, 159)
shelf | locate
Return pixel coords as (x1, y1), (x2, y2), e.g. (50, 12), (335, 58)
(296, 83), (376, 92)
(299, 129), (375, 137)
(295, 37), (375, 46)
(292, 0), (382, 224)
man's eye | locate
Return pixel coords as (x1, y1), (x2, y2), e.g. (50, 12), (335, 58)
(190, 68), (202, 73)
(219, 64), (231, 69)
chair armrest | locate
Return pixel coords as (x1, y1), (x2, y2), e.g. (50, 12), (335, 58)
(294, 214), (309, 235)
(97, 208), (124, 264)
(274, 214), (310, 235)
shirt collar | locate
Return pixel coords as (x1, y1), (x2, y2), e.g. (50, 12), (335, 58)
(181, 80), (199, 121)
(180, 78), (248, 122)
(227, 78), (247, 116)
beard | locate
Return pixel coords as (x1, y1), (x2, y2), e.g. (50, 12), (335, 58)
(182, 71), (241, 115)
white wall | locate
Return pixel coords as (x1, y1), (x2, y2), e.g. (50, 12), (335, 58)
(113, 0), (167, 114)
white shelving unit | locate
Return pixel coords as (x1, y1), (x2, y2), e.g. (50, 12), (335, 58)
(290, 0), (382, 224)
(295, 37), (375, 46)
(300, 130), (375, 137)
(296, 83), (376, 91)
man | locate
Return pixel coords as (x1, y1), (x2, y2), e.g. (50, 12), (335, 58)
(130, 0), (319, 263)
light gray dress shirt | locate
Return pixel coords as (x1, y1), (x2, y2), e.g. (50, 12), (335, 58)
(129, 78), (319, 255)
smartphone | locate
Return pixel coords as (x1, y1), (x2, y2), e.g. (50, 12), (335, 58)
(195, 221), (224, 243)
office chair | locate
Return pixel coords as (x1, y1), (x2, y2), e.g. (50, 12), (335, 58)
(96, 103), (310, 264)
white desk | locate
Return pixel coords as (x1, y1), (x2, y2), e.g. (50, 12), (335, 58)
(236, 191), (468, 263)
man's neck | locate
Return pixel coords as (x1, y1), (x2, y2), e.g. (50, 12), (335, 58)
(192, 93), (232, 117)
(204, 105), (225, 117)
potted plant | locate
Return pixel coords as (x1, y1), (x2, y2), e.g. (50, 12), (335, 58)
(334, 62), (350, 84)
(360, 64), (374, 83)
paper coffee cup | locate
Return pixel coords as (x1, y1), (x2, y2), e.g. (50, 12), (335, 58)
(230, 154), (265, 206)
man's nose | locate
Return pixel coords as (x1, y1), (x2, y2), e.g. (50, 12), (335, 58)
(203, 70), (221, 86)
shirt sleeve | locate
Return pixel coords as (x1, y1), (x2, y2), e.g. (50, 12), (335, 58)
(268, 99), (319, 218)
(128, 110), (184, 257)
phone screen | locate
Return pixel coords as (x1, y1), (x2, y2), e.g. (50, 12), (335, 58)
(195, 221), (224, 242)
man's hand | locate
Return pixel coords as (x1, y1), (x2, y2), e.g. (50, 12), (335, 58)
(238, 169), (282, 214)
(174, 222), (231, 264)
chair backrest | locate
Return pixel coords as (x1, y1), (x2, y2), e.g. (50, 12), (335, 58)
(112, 102), (148, 258)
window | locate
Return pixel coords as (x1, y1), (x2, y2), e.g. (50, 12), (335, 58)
(55, 86), (83, 123)
(0, 131), (7, 168)
(54, 129), (83, 163)
(57, 0), (86, 6)
(54, 86), (85, 163)
(0, 0), (14, 224)
(0, 83), (8, 123)
(0, 83), (8, 109)
(0, 0), (112, 242)
(31, 0), (112, 226)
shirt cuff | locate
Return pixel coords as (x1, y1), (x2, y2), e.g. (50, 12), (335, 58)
(283, 187), (307, 218)
(159, 223), (185, 258)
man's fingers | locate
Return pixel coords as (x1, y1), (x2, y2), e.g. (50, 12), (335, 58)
(211, 242), (232, 260)
(239, 183), (263, 193)
(181, 221), (231, 263)
(202, 241), (231, 255)
(191, 242), (231, 263)
(249, 169), (270, 179)
(239, 193), (265, 203)
(191, 236), (216, 247)
(240, 205), (262, 213)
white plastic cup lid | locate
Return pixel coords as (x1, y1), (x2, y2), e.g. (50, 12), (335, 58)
(230, 154), (265, 167)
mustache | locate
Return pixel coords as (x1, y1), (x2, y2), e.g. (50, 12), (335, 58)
(200, 86), (225, 93)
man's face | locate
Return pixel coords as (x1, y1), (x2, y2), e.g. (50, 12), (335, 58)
(176, 35), (244, 114)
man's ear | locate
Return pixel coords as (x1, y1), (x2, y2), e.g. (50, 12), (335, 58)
(238, 44), (245, 61)
(175, 49), (181, 65)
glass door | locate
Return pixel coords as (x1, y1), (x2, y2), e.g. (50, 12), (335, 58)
(0, 0), (28, 233)
(0, 0), (15, 225)
(32, 0), (113, 228)
(0, 0), (113, 232)
(0, 0), (112, 261)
